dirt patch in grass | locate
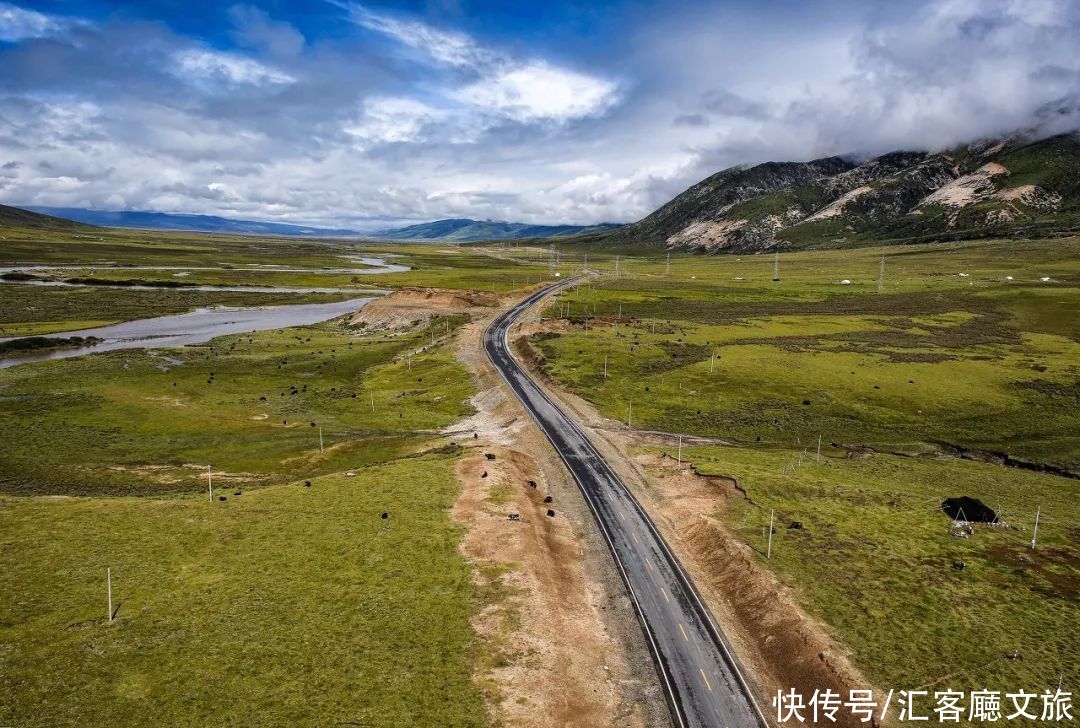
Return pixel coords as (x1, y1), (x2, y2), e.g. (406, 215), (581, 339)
(348, 286), (498, 332)
(454, 450), (629, 726)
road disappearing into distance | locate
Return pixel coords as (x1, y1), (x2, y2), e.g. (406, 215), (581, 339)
(484, 278), (768, 728)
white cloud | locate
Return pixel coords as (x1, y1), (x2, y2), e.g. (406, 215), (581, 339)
(340, 4), (620, 126)
(341, 3), (489, 68)
(456, 61), (619, 123)
(173, 48), (295, 87)
(0, 2), (62, 41)
(344, 97), (446, 145)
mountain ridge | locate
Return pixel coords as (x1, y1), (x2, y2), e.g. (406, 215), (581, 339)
(575, 132), (1080, 253)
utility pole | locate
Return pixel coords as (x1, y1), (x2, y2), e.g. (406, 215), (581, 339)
(767, 509), (775, 559)
(1031, 506), (1040, 549)
(370, 390), (375, 413)
(773, 251), (780, 282)
(710, 351), (715, 373)
(207, 465), (213, 502)
(816, 433), (822, 461)
(604, 354), (608, 379)
(107, 567), (113, 623)
(627, 400), (632, 428)
(878, 255), (885, 293)
(319, 426), (324, 453)
(615, 256), (620, 279)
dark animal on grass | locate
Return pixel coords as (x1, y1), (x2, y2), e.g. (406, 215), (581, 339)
(543, 496), (553, 503)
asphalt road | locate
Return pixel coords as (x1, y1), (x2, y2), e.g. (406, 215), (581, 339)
(484, 278), (768, 728)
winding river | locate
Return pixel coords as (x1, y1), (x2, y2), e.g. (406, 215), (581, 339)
(0, 256), (405, 369)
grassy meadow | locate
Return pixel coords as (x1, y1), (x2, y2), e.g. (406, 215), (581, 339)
(530, 237), (1080, 703)
(0, 301), (492, 725)
(1, 456), (487, 727)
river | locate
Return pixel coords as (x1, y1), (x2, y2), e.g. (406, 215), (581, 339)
(0, 256), (403, 369)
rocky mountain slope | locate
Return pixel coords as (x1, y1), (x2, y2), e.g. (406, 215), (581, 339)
(592, 133), (1080, 253)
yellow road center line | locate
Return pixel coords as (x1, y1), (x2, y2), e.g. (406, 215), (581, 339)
(679, 623), (689, 641)
(700, 669), (713, 692)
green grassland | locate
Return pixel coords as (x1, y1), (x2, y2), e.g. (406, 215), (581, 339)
(677, 445), (1078, 696)
(0, 227), (561, 338)
(1, 312), (491, 725)
(0, 222), (554, 294)
(0, 455), (487, 727)
(0, 312), (473, 496)
(529, 237), (1079, 702)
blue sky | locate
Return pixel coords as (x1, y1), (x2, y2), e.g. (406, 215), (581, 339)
(1, 0), (1078, 229)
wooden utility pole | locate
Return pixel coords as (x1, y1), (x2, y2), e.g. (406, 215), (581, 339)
(767, 510), (775, 559)
(370, 391), (375, 413)
(107, 567), (113, 623)
(710, 351), (715, 373)
(207, 465), (213, 501)
(1031, 506), (1040, 549)
(319, 426), (324, 453)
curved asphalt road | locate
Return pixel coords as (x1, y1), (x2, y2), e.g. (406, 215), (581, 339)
(484, 278), (768, 728)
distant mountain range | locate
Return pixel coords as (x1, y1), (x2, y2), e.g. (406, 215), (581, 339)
(578, 132), (1080, 253)
(369, 218), (622, 241)
(24, 207), (360, 237)
(0, 204), (93, 230)
(7, 207), (620, 242)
